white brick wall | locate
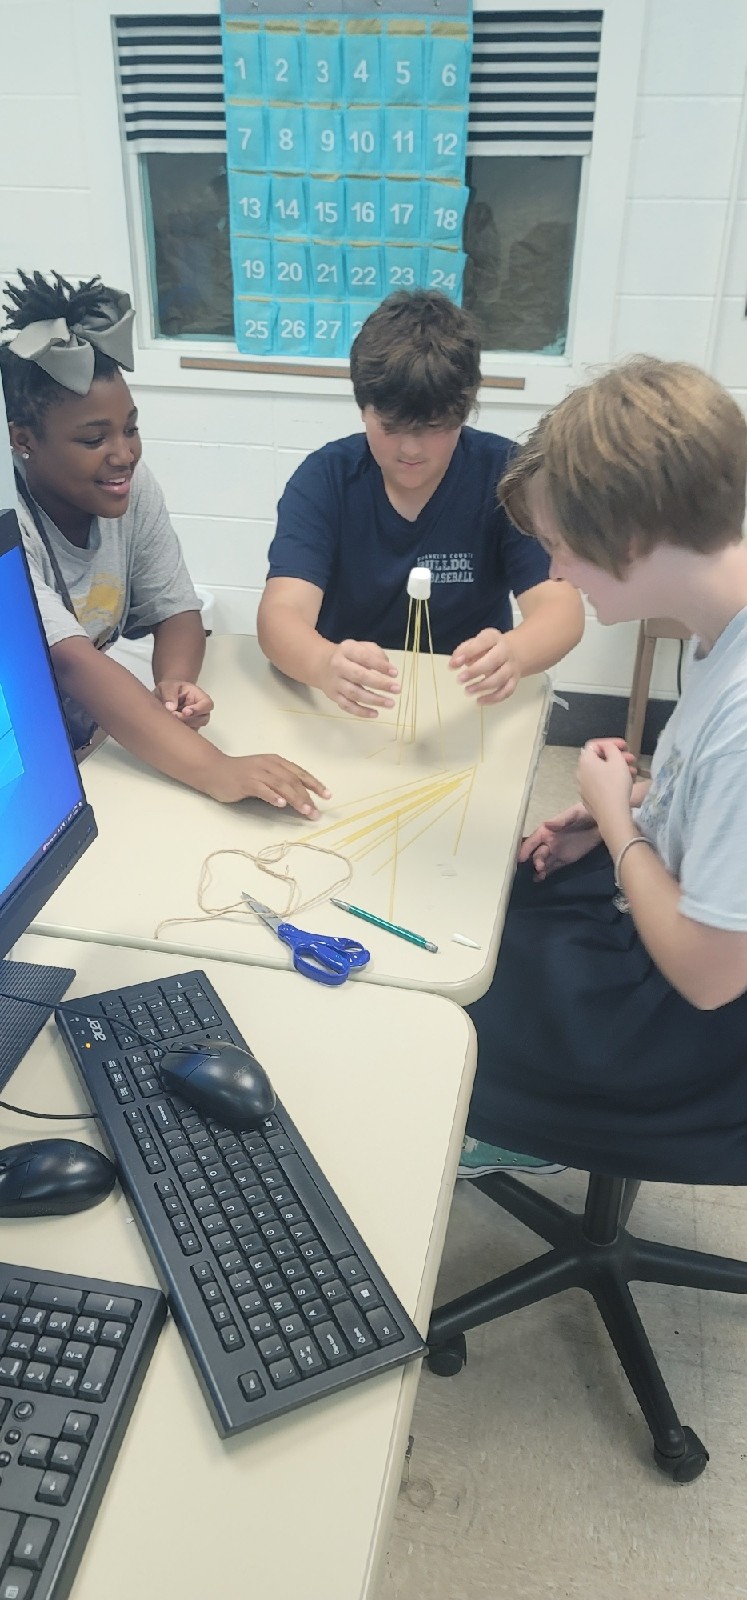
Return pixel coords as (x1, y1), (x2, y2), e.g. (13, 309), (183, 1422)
(1, 0), (746, 700)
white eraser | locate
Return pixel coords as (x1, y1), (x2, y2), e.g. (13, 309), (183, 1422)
(452, 933), (480, 949)
(407, 566), (432, 600)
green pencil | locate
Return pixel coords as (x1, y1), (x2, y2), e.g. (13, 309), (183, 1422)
(331, 898), (438, 954)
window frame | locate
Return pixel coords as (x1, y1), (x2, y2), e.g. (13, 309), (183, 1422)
(76, 0), (645, 406)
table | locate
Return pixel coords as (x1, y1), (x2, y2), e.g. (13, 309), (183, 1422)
(35, 635), (550, 1005)
(3, 934), (476, 1600)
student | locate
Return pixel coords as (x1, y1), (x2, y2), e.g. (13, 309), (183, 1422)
(257, 290), (584, 718)
(460, 355), (747, 1183)
(1, 271), (327, 817)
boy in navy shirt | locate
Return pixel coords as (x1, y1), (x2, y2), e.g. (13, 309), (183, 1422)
(258, 291), (584, 717)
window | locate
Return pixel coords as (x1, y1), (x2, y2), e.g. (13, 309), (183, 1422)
(115, 7), (609, 359)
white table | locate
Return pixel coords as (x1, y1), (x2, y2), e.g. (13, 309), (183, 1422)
(3, 934), (476, 1600)
(35, 636), (549, 1004)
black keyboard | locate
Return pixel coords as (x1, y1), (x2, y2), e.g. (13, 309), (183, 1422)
(0, 1263), (165, 1600)
(55, 971), (425, 1437)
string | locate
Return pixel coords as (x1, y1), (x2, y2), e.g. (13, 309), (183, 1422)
(153, 840), (353, 941)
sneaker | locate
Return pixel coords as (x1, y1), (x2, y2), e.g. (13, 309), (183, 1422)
(457, 1136), (566, 1179)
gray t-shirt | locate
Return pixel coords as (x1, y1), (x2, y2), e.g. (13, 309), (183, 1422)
(16, 458), (200, 651)
(636, 605), (747, 932)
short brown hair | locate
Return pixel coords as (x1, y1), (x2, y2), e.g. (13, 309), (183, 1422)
(350, 289), (481, 428)
(499, 356), (747, 576)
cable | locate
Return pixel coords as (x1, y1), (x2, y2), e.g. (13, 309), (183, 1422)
(676, 639), (685, 698)
(0, 988), (197, 1123)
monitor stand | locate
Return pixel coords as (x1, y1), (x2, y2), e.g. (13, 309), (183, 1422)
(0, 958), (76, 1091)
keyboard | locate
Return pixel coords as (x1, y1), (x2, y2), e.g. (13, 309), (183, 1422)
(55, 970), (425, 1437)
(0, 1262), (165, 1600)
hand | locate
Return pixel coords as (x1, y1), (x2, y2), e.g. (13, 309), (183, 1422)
(518, 803), (601, 880)
(213, 754), (331, 817)
(154, 679), (214, 730)
(449, 629), (521, 705)
(577, 738), (635, 829)
(320, 639), (400, 719)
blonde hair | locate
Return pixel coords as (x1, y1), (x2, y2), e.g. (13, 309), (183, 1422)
(499, 356), (747, 577)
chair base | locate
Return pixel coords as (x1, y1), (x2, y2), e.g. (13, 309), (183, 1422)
(428, 1173), (747, 1480)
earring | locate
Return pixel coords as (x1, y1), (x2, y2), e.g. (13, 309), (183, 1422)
(21, 451), (30, 460)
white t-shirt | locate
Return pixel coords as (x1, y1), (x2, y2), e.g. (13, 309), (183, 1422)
(636, 605), (747, 932)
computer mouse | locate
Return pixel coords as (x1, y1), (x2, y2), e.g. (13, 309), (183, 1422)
(0, 1139), (117, 1218)
(161, 1042), (277, 1131)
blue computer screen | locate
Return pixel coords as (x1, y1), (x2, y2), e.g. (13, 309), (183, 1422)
(0, 538), (84, 909)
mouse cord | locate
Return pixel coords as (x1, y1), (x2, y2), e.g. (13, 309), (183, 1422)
(0, 988), (197, 1123)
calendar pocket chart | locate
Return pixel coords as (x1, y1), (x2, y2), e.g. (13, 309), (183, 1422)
(221, 0), (472, 358)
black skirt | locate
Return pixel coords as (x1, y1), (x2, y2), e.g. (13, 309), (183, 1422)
(465, 845), (747, 1183)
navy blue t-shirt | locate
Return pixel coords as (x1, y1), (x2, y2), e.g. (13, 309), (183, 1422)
(267, 427), (551, 655)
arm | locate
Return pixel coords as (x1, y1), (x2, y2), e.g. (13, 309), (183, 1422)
(152, 610), (212, 728)
(258, 576), (399, 719)
(450, 579), (585, 704)
(578, 744), (747, 1010)
(52, 636), (329, 816)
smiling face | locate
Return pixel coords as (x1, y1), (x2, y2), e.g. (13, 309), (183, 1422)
(11, 370), (142, 538)
(361, 406), (462, 507)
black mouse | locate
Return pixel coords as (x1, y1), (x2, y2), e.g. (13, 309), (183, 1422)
(161, 1042), (277, 1131)
(0, 1139), (117, 1218)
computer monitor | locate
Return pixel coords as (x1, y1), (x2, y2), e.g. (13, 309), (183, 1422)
(0, 414), (97, 1087)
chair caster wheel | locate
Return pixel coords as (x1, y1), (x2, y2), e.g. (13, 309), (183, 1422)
(427, 1335), (467, 1377)
(653, 1427), (710, 1483)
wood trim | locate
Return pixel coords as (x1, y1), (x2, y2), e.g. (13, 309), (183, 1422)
(179, 355), (526, 390)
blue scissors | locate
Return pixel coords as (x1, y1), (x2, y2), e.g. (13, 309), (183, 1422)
(242, 894), (371, 986)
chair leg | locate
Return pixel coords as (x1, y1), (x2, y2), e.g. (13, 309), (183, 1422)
(473, 1170), (575, 1248)
(591, 1273), (698, 1463)
(631, 1235), (747, 1293)
(620, 1178), (641, 1229)
(429, 1247), (582, 1349)
(625, 629), (656, 758)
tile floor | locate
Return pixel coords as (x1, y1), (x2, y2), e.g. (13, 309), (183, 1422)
(377, 745), (747, 1600)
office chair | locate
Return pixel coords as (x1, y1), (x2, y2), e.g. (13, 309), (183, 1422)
(427, 1169), (747, 1482)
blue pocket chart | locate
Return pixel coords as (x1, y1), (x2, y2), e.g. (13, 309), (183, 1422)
(229, 172), (271, 236)
(425, 246), (466, 301)
(306, 108), (344, 176)
(222, 3), (472, 359)
(226, 103), (267, 173)
(304, 27), (342, 103)
(382, 28), (425, 104)
(383, 179), (423, 242)
(345, 300), (381, 349)
(308, 178), (345, 238)
(343, 30), (382, 104)
(222, 27), (263, 99)
(424, 182), (468, 246)
(267, 105), (305, 173)
(384, 245), (424, 294)
(345, 179), (383, 241)
(263, 28), (303, 101)
(276, 301), (313, 356)
(425, 109), (467, 180)
(234, 297), (276, 357)
(233, 236), (272, 296)
(272, 240), (310, 298)
(310, 241), (344, 297)
(344, 109), (383, 176)
(270, 175), (307, 237)
(346, 245), (384, 300)
(427, 30), (471, 106)
(311, 303), (347, 359)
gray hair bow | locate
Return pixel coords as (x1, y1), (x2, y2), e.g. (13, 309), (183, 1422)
(8, 289), (136, 395)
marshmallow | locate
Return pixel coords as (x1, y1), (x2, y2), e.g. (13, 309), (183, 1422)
(407, 566), (432, 600)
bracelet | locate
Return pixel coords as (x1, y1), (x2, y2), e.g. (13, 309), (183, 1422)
(613, 834), (652, 891)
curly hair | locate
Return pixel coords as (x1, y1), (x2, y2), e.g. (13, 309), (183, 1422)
(0, 270), (121, 433)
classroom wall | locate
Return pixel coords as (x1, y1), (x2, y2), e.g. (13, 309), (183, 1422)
(0, 0), (745, 699)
